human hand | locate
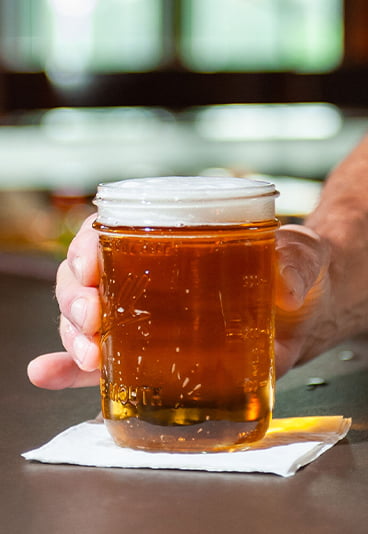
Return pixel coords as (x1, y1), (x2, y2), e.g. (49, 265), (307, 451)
(275, 224), (331, 377)
(27, 214), (102, 389)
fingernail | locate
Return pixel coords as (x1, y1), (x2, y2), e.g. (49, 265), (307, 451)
(72, 256), (84, 283)
(73, 335), (91, 369)
(70, 298), (87, 329)
(281, 265), (306, 303)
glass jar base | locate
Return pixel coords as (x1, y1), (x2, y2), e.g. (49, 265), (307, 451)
(104, 415), (271, 453)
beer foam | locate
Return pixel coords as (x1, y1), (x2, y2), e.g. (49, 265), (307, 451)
(94, 176), (278, 227)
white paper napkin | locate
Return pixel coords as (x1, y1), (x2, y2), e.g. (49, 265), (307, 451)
(22, 416), (351, 478)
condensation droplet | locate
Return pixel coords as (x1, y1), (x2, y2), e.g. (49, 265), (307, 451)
(338, 349), (355, 361)
(306, 377), (328, 390)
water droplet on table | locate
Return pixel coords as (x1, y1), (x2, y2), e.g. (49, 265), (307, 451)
(306, 377), (328, 390)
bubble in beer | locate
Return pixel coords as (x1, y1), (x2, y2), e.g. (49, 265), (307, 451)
(182, 377), (190, 388)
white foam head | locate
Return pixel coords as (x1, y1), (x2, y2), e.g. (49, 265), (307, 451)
(93, 176), (278, 227)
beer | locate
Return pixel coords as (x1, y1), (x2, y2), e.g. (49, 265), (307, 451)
(93, 176), (279, 452)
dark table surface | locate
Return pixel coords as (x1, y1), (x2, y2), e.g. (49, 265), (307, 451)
(1, 256), (368, 534)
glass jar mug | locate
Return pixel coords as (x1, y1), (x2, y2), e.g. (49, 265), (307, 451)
(93, 176), (279, 452)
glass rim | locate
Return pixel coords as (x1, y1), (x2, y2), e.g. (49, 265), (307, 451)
(93, 176), (279, 227)
(93, 176), (279, 205)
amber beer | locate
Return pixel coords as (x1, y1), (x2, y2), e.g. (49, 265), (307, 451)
(93, 176), (279, 452)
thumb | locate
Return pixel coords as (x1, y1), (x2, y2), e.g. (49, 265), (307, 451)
(275, 224), (329, 311)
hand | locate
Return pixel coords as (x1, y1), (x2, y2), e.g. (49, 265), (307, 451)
(27, 220), (330, 389)
(275, 224), (331, 377)
(27, 214), (102, 389)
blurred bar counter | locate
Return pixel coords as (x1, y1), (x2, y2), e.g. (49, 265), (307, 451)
(0, 176), (320, 278)
(0, 188), (95, 261)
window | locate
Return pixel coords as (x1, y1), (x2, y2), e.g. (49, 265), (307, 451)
(1, 0), (368, 110)
(0, 0), (164, 74)
(180, 0), (343, 73)
(0, 0), (343, 74)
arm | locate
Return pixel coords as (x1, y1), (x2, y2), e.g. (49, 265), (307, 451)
(275, 135), (368, 375)
(304, 136), (368, 353)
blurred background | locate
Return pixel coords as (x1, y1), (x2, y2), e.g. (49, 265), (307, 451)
(1, 0), (368, 267)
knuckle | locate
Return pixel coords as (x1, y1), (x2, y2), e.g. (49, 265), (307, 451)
(59, 315), (75, 352)
(55, 262), (72, 307)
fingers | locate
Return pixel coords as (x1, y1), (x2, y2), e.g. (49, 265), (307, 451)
(275, 224), (330, 311)
(55, 214), (101, 374)
(55, 259), (101, 373)
(275, 338), (302, 379)
(67, 213), (99, 287)
(56, 260), (101, 335)
(27, 353), (100, 390)
(29, 215), (102, 390)
(59, 315), (100, 371)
